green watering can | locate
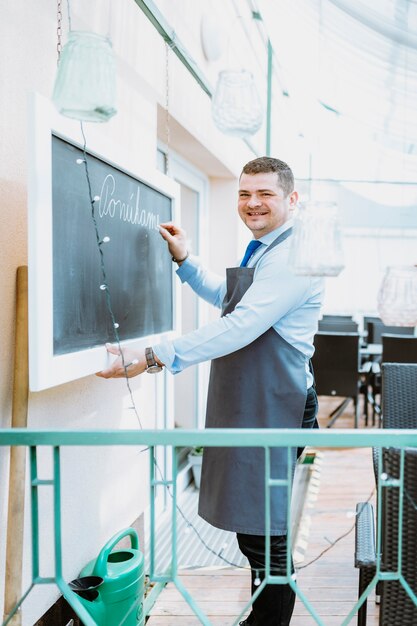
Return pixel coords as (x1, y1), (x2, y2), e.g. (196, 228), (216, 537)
(79, 528), (145, 626)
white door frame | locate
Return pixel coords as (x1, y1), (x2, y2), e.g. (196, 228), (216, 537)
(158, 144), (210, 430)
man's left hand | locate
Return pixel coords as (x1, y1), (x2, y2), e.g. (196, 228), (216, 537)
(96, 344), (147, 378)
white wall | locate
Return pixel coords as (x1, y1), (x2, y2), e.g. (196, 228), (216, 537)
(0, 1), (271, 623)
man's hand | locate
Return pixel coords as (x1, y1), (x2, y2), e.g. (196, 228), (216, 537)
(159, 222), (188, 263)
(96, 344), (147, 378)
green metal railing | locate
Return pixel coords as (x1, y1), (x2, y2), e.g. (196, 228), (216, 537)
(2, 428), (417, 625)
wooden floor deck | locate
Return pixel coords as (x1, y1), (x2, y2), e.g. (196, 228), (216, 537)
(147, 397), (379, 625)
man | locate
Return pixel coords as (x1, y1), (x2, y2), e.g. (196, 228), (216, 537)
(97, 157), (324, 625)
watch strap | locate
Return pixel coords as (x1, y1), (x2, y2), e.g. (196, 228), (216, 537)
(145, 347), (163, 372)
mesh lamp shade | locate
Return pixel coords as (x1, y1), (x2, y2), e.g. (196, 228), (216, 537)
(288, 201), (345, 276)
(377, 266), (417, 326)
(52, 31), (117, 122)
(211, 70), (263, 137)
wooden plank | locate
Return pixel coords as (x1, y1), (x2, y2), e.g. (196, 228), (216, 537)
(150, 600), (379, 616)
(147, 617), (379, 626)
(176, 574), (250, 588)
(3, 266), (29, 626)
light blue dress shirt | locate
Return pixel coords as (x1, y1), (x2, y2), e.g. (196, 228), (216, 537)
(153, 220), (325, 389)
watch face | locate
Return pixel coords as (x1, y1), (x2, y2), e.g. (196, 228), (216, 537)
(146, 364), (163, 374)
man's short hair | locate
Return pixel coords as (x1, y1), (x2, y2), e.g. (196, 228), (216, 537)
(241, 156), (294, 197)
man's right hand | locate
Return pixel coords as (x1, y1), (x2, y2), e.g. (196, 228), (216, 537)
(159, 222), (188, 264)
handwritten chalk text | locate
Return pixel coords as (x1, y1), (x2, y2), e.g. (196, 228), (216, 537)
(98, 174), (160, 230)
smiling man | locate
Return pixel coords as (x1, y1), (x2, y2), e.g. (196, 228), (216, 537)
(98, 157), (324, 626)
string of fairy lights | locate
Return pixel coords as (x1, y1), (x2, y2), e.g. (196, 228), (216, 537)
(78, 121), (144, 430)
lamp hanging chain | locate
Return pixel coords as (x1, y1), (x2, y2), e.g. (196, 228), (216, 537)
(56, 0), (63, 64)
(164, 41), (171, 176)
(66, 0), (72, 31)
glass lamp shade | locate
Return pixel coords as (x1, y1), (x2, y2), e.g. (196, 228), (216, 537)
(377, 266), (417, 326)
(211, 70), (263, 137)
(288, 201), (345, 276)
(52, 31), (117, 122)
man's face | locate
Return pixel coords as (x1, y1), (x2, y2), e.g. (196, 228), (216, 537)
(238, 172), (298, 238)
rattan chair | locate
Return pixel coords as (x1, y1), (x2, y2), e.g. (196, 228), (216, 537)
(381, 363), (417, 428)
(318, 318), (359, 333)
(322, 314), (354, 322)
(355, 364), (417, 624)
(367, 320), (415, 345)
(382, 334), (417, 365)
(356, 448), (417, 625)
(374, 362), (417, 483)
(372, 352), (417, 425)
(312, 332), (361, 427)
(369, 339), (417, 424)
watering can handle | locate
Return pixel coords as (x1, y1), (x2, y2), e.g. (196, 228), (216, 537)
(93, 528), (139, 578)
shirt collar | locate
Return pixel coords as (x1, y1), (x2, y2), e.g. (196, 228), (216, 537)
(258, 219), (294, 247)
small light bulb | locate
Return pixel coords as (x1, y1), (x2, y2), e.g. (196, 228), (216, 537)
(100, 284), (107, 290)
(254, 576), (261, 587)
(76, 158), (85, 164)
(114, 323), (119, 329)
(93, 195), (100, 202)
(380, 472), (388, 481)
(103, 236), (110, 243)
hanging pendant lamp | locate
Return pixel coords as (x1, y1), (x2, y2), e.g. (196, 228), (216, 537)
(52, 31), (117, 122)
(377, 265), (417, 326)
(288, 201), (345, 276)
(211, 70), (263, 137)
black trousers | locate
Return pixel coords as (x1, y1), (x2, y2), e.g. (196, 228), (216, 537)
(237, 387), (318, 626)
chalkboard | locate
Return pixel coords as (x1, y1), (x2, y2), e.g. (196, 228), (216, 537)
(28, 93), (180, 390)
(52, 134), (173, 354)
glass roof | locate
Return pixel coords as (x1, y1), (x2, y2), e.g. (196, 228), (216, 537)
(258, 0), (417, 184)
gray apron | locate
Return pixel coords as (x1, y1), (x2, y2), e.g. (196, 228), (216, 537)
(198, 229), (308, 535)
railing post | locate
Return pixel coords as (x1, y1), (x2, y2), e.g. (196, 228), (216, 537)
(264, 446), (271, 579)
(171, 446), (178, 578)
(30, 447), (40, 582)
(53, 447), (63, 581)
(397, 447), (405, 576)
(149, 446), (156, 580)
(286, 446), (293, 579)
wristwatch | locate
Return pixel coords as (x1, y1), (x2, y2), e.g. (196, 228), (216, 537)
(145, 347), (163, 374)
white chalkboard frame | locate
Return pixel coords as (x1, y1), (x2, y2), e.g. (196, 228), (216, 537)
(28, 93), (181, 391)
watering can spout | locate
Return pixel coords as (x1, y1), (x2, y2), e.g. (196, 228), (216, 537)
(68, 576), (106, 623)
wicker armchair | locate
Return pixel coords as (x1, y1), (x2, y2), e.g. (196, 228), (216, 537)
(381, 363), (417, 428)
(356, 448), (417, 625)
(382, 335), (417, 365)
(355, 364), (417, 625)
(370, 341), (417, 423)
(366, 320), (415, 344)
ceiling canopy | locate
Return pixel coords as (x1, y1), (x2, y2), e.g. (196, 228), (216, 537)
(258, 0), (417, 183)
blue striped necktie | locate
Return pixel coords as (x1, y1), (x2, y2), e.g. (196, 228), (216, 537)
(240, 240), (263, 267)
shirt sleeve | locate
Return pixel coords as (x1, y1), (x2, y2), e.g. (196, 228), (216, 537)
(153, 247), (313, 374)
(175, 255), (226, 308)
